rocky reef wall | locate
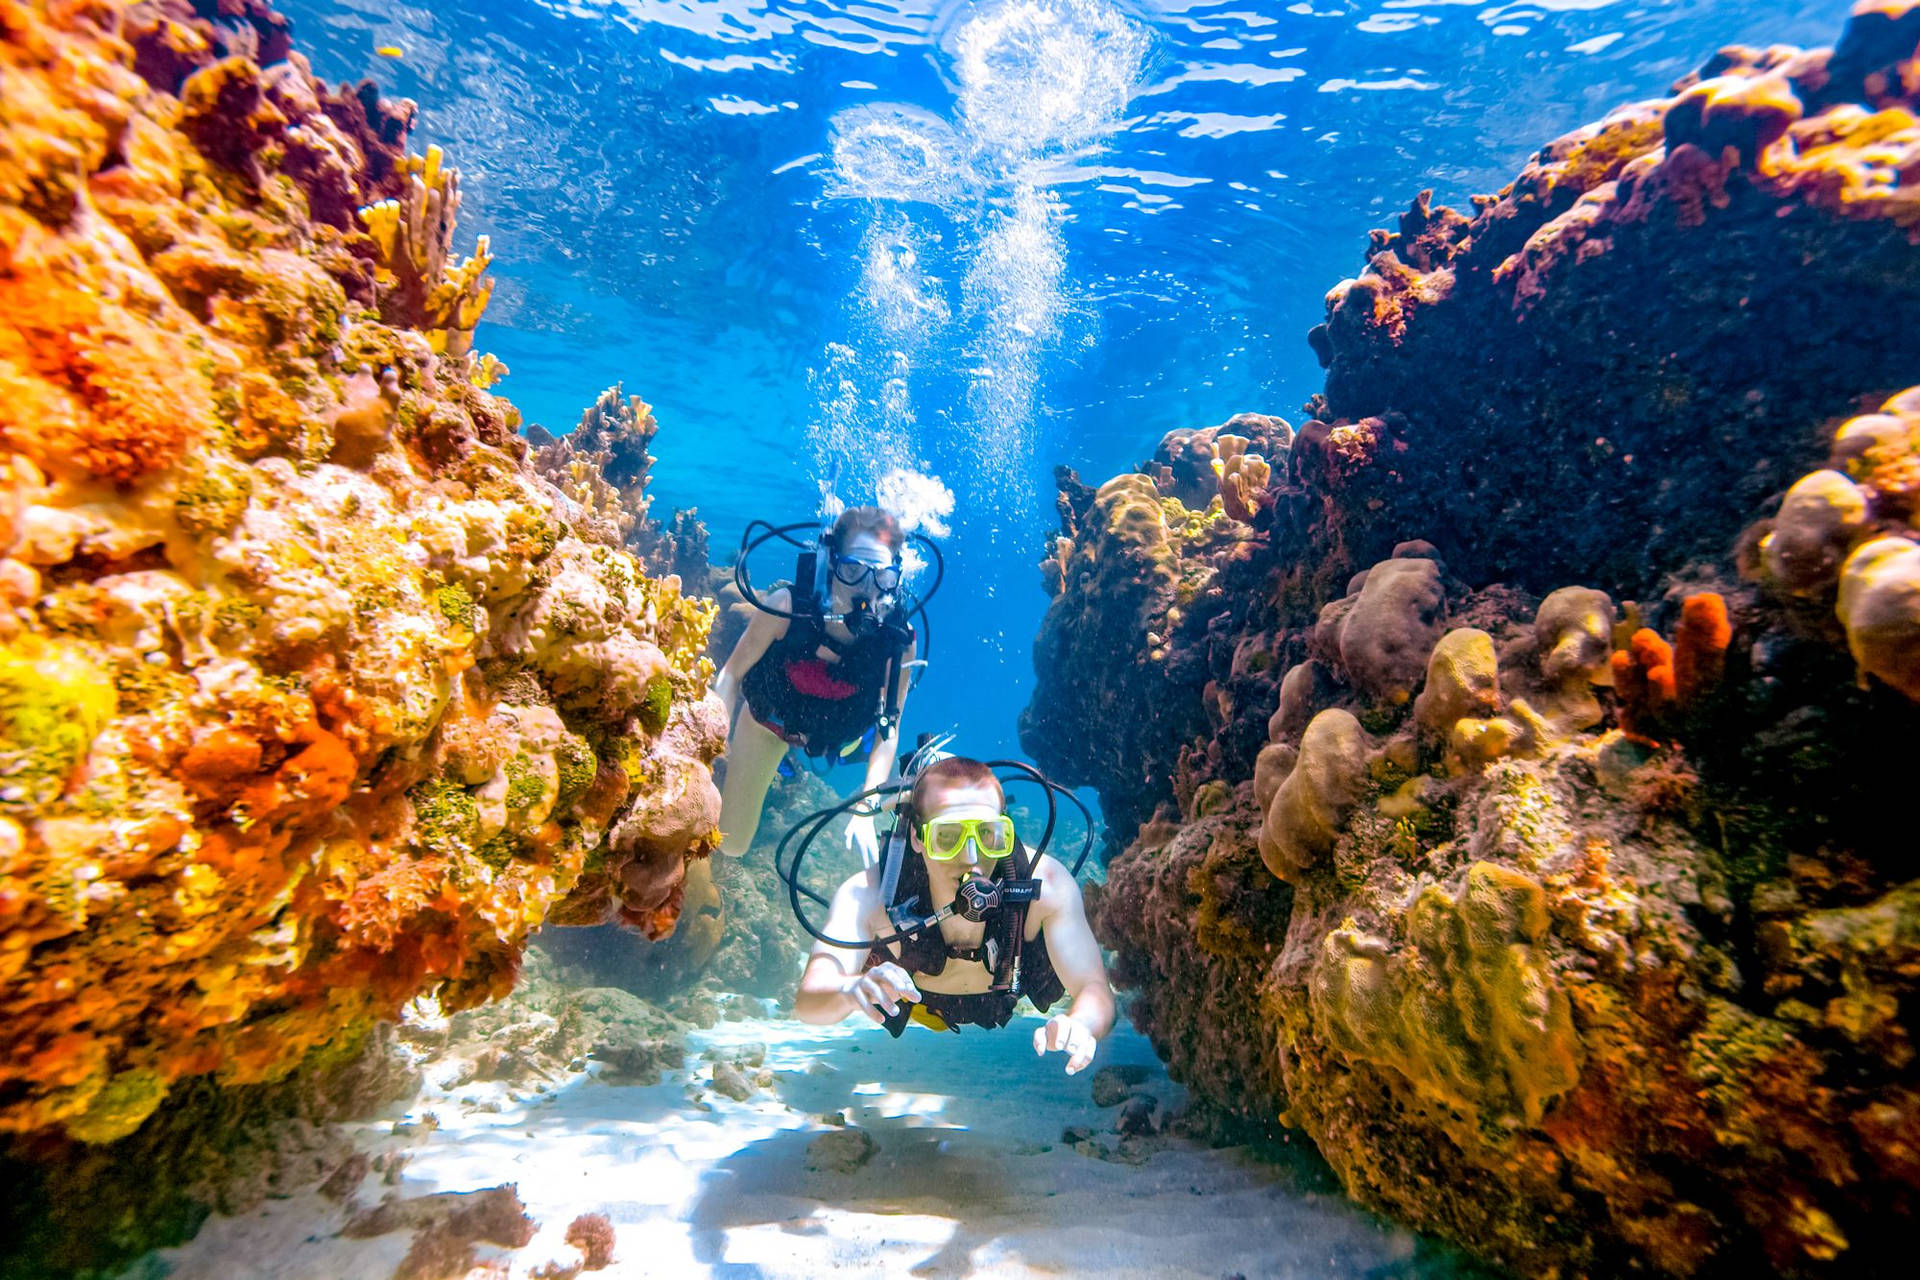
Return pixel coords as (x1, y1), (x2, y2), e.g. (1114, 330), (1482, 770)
(1025, 5), (1920, 1274)
(0, 0), (722, 1189)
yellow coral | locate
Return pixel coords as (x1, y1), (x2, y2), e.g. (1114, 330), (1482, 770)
(360, 146), (496, 356)
(1312, 862), (1580, 1126)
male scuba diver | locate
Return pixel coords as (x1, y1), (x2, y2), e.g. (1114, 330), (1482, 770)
(791, 757), (1114, 1074)
(713, 506), (916, 862)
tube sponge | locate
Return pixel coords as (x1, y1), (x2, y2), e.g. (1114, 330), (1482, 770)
(1611, 629), (1677, 746)
(1673, 592), (1732, 704)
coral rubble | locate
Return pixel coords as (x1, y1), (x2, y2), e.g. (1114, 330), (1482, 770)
(0, 0), (722, 1174)
(1028, 5), (1920, 1275)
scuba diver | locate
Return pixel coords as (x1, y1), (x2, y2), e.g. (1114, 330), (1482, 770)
(789, 755), (1114, 1074)
(713, 505), (921, 862)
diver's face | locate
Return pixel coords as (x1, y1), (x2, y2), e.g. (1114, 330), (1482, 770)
(914, 784), (1005, 878)
(831, 532), (897, 611)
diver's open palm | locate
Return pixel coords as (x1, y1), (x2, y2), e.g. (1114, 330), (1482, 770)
(1035, 1013), (1097, 1074)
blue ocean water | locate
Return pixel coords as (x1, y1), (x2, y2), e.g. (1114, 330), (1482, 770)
(280, 0), (1843, 762)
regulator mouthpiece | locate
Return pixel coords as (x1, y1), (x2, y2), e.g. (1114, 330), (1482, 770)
(954, 876), (1001, 923)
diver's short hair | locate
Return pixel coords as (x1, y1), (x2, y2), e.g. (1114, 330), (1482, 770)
(911, 757), (1003, 816)
(833, 506), (904, 555)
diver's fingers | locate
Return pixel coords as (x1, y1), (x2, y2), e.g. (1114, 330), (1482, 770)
(849, 975), (896, 1020)
(1035, 1015), (1070, 1056)
(873, 963), (919, 1002)
(1065, 1029), (1096, 1074)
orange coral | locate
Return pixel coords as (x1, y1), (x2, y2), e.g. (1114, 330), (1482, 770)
(1609, 595), (1730, 743)
(0, 0), (723, 1148)
(0, 266), (216, 487)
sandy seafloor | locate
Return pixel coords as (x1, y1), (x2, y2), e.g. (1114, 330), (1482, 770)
(133, 1010), (1482, 1279)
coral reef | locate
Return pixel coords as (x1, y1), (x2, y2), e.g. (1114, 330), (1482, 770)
(526, 384), (660, 553)
(526, 382), (714, 590)
(0, 0), (723, 1168)
(1029, 5), (1920, 1275)
(1022, 414), (1292, 842)
(535, 771), (849, 1002)
(0, 1022), (420, 1277)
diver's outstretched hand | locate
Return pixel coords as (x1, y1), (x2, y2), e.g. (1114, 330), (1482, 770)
(1034, 1013), (1097, 1075)
(844, 813), (880, 866)
(843, 962), (920, 1024)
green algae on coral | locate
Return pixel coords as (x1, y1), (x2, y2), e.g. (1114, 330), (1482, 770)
(504, 754), (547, 814)
(0, 638), (115, 810)
(639, 674), (674, 736)
(434, 582), (476, 631)
(172, 464), (254, 536)
(408, 777), (480, 857)
(63, 1068), (168, 1146)
(476, 832), (521, 872)
(555, 736), (598, 808)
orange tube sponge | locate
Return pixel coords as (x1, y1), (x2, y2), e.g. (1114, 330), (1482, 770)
(1611, 628), (1677, 745)
(1673, 592), (1732, 704)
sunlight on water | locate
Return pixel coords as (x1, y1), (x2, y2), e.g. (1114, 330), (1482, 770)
(950, 0), (1149, 160)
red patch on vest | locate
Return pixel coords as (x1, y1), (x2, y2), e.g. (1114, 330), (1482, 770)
(785, 657), (858, 700)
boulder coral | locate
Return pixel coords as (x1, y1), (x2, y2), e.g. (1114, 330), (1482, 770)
(1750, 385), (1920, 701)
(0, 0), (721, 1152)
(1026, 5), (1920, 1274)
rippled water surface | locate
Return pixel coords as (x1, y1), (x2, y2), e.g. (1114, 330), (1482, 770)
(281, 0), (1842, 753)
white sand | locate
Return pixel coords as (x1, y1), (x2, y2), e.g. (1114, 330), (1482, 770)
(141, 1012), (1442, 1279)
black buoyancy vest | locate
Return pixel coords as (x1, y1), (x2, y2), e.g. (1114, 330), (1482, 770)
(867, 842), (1066, 1037)
(741, 611), (910, 759)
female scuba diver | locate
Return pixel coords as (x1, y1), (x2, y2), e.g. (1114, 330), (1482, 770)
(790, 756), (1115, 1074)
(712, 506), (916, 862)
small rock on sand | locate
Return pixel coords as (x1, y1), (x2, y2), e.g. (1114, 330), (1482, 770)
(318, 1153), (369, 1202)
(710, 1060), (756, 1101)
(1090, 1064), (1151, 1107)
(1117, 1093), (1160, 1136)
(806, 1126), (876, 1173)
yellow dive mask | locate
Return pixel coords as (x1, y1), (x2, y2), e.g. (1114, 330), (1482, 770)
(919, 814), (1015, 861)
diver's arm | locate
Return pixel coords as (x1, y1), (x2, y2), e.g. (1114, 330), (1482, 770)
(793, 871), (920, 1024)
(845, 663), (911, 861)
(1033, 860), (1115, 1073)
(712, 587), (789, 726)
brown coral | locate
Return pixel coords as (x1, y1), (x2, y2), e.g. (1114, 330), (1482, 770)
(564, 1212), (616, 1270)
